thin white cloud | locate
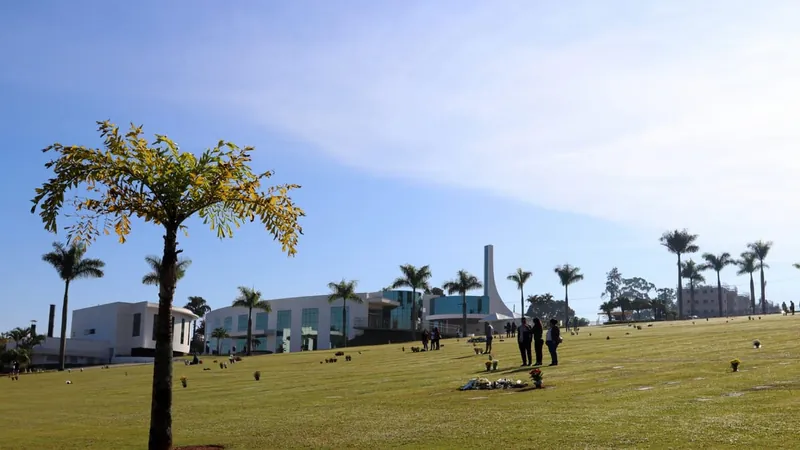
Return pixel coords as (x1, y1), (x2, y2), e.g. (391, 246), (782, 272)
(5, 1), (800, 249)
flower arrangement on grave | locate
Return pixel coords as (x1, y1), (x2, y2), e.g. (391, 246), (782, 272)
(753, 340), (761, 349)
(529, 368), (543, 388)
(484, 361), (492, 371)
(180, 376), (188, 388)
(492, 360), (499, 370)
(730, 358), (741, 372)
(254, 371), (261, 381)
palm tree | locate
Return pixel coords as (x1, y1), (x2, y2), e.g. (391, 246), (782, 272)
(701, 252), (733, 317)
(660, 229), (700, 319)
(680, 260), (705, 317)
(599, 300), (617, 322)
(747, 240), (773, 314)
(141, 255), (192, 286)
(390, 264), (432, 339)
(184, 296), (211, 352)
(327, 279), (363, 348)
(507, 268), (533, 319)
(554, 264), (584, 331)
(42, 241), (105, 371)
(231, 287), (271, 356)
(210, 327), (229, 356)
(617, 296), (632, 320)
(736, 253), (759, 315)
(442, 270), (483, 337)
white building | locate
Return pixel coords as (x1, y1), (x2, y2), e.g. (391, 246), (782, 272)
(70, 301), (199, 358)
(205, 245), (513, 354)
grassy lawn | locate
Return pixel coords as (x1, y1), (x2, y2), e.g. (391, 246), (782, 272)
(3, 315), (799, 449)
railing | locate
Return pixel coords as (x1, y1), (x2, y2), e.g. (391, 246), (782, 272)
(352, 317), (461, 336)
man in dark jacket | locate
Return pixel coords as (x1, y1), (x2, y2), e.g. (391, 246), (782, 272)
(517, 318), (533, 366)
(546, 319), (561, 366)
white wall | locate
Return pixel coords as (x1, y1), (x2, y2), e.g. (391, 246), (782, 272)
(71, 301), (197, 356)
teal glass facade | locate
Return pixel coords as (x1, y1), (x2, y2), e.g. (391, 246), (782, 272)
(276, 310), (291, 353)
(255, 312), (268, 330)
(301, 308), (319, 351)
(237, 314), (248, 332)
(223, 316), (233, 332)
(330, 305), (349, 347)
(381, 290), (422, 329)
(429, 295), (488, 315)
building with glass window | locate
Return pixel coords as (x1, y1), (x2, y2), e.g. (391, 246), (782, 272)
(204, 245), (513, 353)
(422, 245), (514, 336)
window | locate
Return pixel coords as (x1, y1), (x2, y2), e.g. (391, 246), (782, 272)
(223, 316), (233, 332)
(132, 313), (141, 337)
(152, 314), (159, 340)
(237, 314), (248, 332)
(180, 319), (185, 344)
(255, 312), (268, 331)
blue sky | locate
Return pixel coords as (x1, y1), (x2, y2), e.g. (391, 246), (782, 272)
(3, 1), (800, 332)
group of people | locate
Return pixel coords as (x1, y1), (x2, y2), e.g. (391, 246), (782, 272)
(482, 318), (561, 366)
(515, 317), (561, 366)
(421, 327), (442, 351)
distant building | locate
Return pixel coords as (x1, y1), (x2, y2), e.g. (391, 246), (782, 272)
(680, 285), (750, 317)
(205, 245), (514, 354)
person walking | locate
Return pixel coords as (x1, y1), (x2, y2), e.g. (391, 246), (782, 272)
(546, 318), (561, 366)
(517, 317), (533, 366)
(511, 322), (517, 337)
(484, 322), (494, 354)
(532, 317), (544, 366)
(422, 329), (430, 351)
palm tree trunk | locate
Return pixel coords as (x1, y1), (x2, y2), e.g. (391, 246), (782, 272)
(246, 307), (253, 356)
(716, 272), (723, 317)
(58, 279), (70, 371)
(216, 339), (221, 356)
(148, 226), (179, 450)
(191, 321), (197, 353)
(759, 266), (766, 314)
(564, 286), (570, 331)
(461, 293), (468, 337)
(342, 300), (348, 348)
(411, 288), (417, 341)
(676, 255), (683, 319)
(689, 283), (695, 317)
(749, 274), (756, 315)
(520, 288), (525, 319)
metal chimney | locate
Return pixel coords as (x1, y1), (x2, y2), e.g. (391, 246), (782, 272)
(47, 304), (56, 338)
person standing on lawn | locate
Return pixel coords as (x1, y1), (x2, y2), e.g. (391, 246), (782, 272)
(532, 317), (544, 366)
(517, 317), (533, 366)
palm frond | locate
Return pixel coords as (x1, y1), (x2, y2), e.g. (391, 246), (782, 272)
(142, 273), (160, 286)
(554, 264), (583, 286)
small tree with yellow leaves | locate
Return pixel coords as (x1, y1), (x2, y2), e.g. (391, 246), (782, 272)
(31, 121), (304, 450)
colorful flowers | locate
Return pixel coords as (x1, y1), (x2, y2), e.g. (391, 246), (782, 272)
(180, 376), (188, 388)
(529, 368), (543, 387)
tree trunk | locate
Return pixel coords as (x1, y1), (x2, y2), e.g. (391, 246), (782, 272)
(749, 274), (756, 315)
(246, 307), (253, 356)
(58, 279), (70, 371)
(676, 254), (683, 319)
(689, 283), (695, 317)
(716, 272), (723, 317)
(148, 226), (179, 450)
(520, 287), (525, 319)
(216, 339), (221, 356)
(342, 300), (348, 348)
(411, 288), (417, 341)
(564, 286), (570, 331)
(759, 266), (766, 314)
(461, 294), (467, 337)
(191, 321), (197, 353)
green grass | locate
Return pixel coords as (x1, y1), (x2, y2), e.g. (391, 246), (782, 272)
(4, 315), (799, 449)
